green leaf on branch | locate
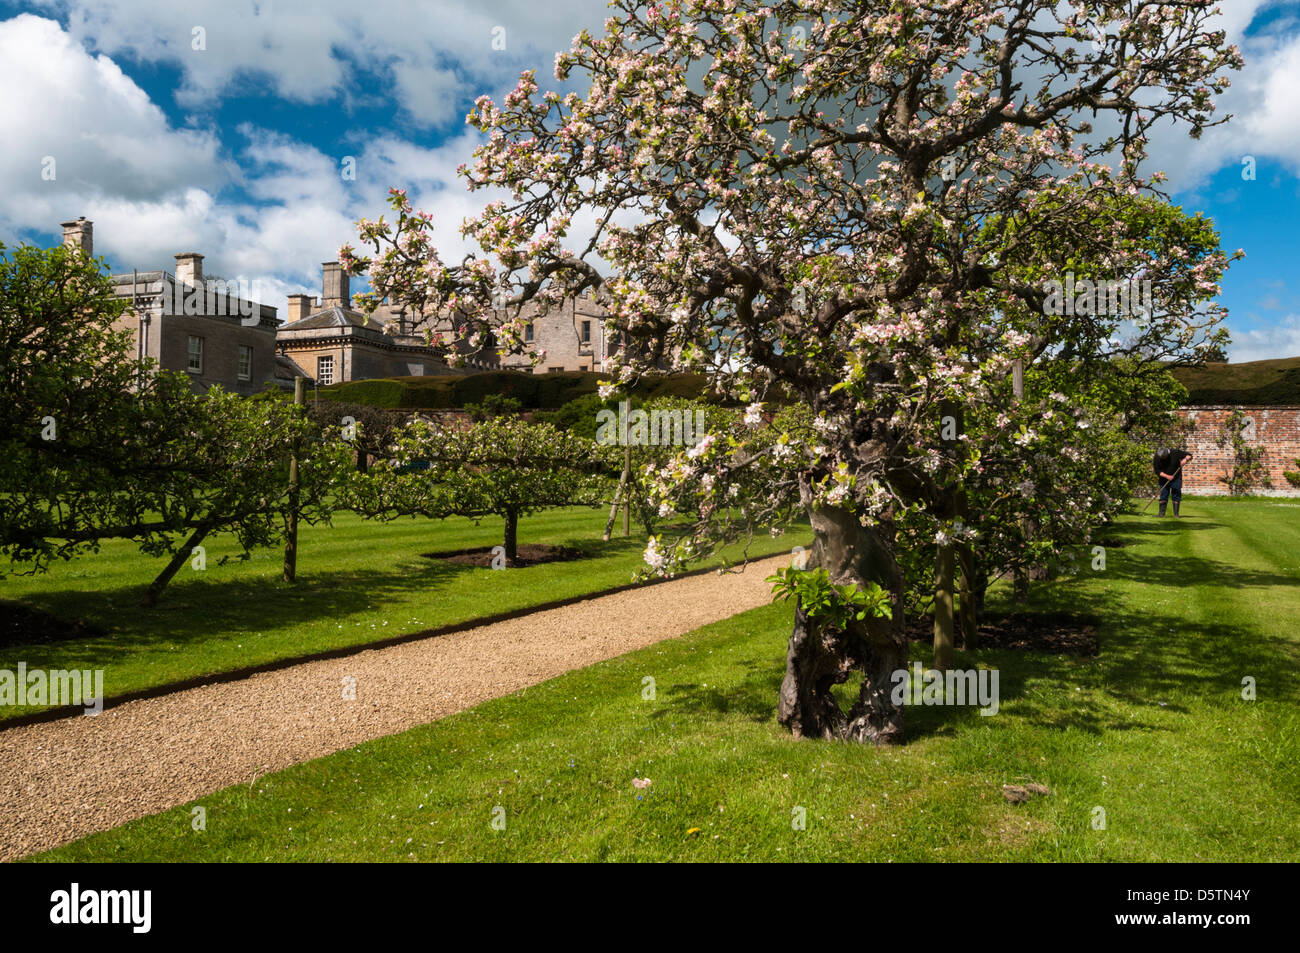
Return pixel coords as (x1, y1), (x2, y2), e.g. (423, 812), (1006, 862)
(767, 565), (892, 630)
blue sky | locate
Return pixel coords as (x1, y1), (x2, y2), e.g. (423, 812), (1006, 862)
(2, 0), (1299, 361)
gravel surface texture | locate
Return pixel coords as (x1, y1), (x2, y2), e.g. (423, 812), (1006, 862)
(0, 555), (787, 860)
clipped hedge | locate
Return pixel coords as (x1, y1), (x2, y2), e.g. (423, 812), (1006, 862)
(315, 370), (714, 410)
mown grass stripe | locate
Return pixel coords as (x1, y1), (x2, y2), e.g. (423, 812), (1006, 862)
(26, 499), (1299, 862)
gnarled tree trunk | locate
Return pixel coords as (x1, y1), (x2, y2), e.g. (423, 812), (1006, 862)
(778, 505), (906, 745)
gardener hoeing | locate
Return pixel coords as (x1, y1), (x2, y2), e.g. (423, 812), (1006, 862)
(1150, 448), (1194, 517)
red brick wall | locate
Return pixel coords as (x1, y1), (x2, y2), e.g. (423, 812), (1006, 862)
(1171, 406), (1300, 496)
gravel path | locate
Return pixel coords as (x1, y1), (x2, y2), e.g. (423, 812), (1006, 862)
(0, 555), (787, 861)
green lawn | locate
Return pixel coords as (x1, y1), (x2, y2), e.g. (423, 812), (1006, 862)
(0, 507), (794, 719)
(29, 497), (1300, 862)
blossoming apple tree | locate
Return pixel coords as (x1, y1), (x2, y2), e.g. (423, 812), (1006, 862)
(907, 194), (1237, 663)
(341, 0), (1241, 743)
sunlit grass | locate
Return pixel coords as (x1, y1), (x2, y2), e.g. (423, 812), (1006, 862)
(1, 507), (796, 718)
(30, 497), (1300, 862)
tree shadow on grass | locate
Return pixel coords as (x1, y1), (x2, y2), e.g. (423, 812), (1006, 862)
(1, 556), (484, 670)
(653, 668), (783, 724)
(895, 647), (1055, 742)
(1051, 550), (1297, 593)
(1121, 517), (1228, 533)
(557, 535), (646, 560)
(0, 517), (663, 658)
(649, 586), (1296, 748)
(1094, 610), (1299, 706)
(641, 510), (1297, 746)
(651, 657), (1055, 747)
(976, 553), (1300, 735)
(893, 607), (1288, 742)
(646, 634), (1083, 745)
(1094, 518), (1227, 547)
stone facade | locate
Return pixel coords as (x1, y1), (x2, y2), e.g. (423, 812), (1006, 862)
(277, 263), (616, 383)
(64, 216), (631, 391)
(277, 311), (468, 384)
(64, 218), (286, 396)
(277, 263), (477, 383)
(1170, 405), (1300, 496)
(497, 296), (615, 374)
(367, 290), (617, 376)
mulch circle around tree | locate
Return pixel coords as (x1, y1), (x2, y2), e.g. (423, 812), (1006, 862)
(0, 601), (106, 650)
(421, 543), (587, 568)
(905, 612), (1099, 656)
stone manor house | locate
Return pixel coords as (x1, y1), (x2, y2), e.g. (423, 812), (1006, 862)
(278, 263), (615, 385)
(61, 218), (293, 396)
(60, 216), (616, 393)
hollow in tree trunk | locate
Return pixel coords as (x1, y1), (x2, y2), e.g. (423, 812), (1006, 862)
(777, 505), (906, 745)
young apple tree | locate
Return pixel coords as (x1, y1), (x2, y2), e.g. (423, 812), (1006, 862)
(0, 240), (352, 602)
(341, 0), (1240, 743)
(133, 389), (352, 606)
(0, 239), (169, 571)
(348, 416), (611, 565)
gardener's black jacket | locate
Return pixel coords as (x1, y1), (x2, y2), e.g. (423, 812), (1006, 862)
(1153, 448), (1191, 480)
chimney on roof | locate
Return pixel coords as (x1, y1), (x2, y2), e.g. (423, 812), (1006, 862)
(322, 261), (350, 309)
(61, 217), (93, 257)
(174, 252), (204, 287)
(287, 294), (316, 322)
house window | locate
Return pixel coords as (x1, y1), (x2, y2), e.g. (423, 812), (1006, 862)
(237, 345), (253, 381)
(548, 366), (565, 373)
(580, 320), (591, 344)
(317, 355), (335, 386)
(187, 335), (203, 373)
(525, 324), (534, 343)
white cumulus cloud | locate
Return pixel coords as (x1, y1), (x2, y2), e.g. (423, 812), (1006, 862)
(29, 0), (609, 127)
(1229, 315), (1300, 363)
